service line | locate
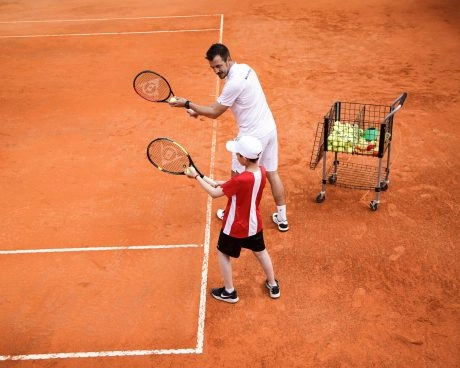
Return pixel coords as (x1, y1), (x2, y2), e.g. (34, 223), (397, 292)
(0, 243), (201, 255)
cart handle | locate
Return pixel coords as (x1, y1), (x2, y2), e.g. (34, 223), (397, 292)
(384, 92), (408, 123)
(390, 92), (407, 110)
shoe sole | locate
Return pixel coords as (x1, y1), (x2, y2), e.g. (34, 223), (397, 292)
(211, 294), (240, 304)
(277, 225), (289, 232)
(211, 293), (239, 303)
(267, 290), (280, 298)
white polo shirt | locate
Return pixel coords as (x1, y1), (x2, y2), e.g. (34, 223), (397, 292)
(217, 62), (276, 138)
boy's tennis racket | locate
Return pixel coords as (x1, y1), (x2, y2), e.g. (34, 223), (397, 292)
(133, 70), (174, 103)
(146, 137), (204, 177)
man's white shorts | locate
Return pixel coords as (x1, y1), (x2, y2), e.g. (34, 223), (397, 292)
(231, 129), (278, 173)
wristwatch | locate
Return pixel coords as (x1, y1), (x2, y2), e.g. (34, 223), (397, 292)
(185, 100), (191, 109)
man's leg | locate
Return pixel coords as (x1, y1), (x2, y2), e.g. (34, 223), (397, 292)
(266, 171), (288, 232)
(266, 170), (286, 207)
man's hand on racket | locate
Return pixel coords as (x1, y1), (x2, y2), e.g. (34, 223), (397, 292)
(168, 97), (199, 118)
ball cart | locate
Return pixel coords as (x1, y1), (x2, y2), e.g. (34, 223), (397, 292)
(309, 92), (407, 211)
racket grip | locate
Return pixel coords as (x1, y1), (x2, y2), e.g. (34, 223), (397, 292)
(195, 168), (204, 178)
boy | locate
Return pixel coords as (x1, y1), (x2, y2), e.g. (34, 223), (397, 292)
(185, 136), (280, 303)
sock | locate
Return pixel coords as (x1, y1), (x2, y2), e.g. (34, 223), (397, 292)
(276, 205), (287, 222)
(225, 288), (234, 293)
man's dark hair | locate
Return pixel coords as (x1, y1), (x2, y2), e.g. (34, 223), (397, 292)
(205, 43), (230, 61)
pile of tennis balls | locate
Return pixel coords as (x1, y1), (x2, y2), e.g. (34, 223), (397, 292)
(327, 121), (379, 156)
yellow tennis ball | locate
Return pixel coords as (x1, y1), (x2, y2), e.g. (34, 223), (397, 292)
(169, 96), (177, 103)
(184, 167), (191, 175)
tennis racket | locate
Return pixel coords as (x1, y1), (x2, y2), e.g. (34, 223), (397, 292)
(133, 70), (175, 103)
(146, 137), (204, 177)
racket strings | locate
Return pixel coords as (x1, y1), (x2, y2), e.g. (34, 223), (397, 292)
(134, 74), (171, 102)
(148, 140), (189, 173)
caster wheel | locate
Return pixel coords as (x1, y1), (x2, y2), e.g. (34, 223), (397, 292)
(316, 193), (325, 203)
(370, 201), (379, 211)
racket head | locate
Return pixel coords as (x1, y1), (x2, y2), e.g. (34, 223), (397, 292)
(147, 137), (194, 175)
(133, 70), (174, 102)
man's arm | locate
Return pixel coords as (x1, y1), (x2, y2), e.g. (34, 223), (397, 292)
(169, 97), (228, 119)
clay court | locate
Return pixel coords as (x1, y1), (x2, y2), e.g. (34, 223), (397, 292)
(0, 0), (459, 367)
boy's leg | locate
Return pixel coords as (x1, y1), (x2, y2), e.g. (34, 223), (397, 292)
(217, 250), (234, 291)
(253, 249), (276, 285)
(254, 249), (281, 299)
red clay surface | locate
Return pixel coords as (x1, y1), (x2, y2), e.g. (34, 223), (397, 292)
(0, 0), (459, 367)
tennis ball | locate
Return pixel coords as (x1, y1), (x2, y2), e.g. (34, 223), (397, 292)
(169, 96), (177, 103)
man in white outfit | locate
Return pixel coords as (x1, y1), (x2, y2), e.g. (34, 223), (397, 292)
(169, 43), (289, 231)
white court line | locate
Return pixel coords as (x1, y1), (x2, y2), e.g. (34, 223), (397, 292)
(195, 13), (224, 354)
(0, 13), (224, 361)
(0, 14), (222, 24)
(1, 349), (198, 361)
(0, 29), (220, 39)
(0, 244), (201, 255)
(0, 14), (222, 39)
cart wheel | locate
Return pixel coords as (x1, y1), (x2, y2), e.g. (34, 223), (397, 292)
(369, 201), (379, 211)
(328, 174), (337, 184)
(380, 181), (389, 191)
(316, 193), (325, 203)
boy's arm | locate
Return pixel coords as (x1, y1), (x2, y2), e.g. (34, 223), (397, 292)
(202, 176), (221, 188)
(196, 176), (225, 198)
(185, 167), (225, 198)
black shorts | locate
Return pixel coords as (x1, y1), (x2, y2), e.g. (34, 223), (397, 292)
(217, 230), (266, 258)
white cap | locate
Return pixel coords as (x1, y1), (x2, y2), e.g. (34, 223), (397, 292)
(226, 136), (263, 159)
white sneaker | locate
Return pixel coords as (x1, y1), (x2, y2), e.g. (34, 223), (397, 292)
(272, 213), (289, 232)
(216, 209), (225, 220)
(265, 279), (281, 298)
